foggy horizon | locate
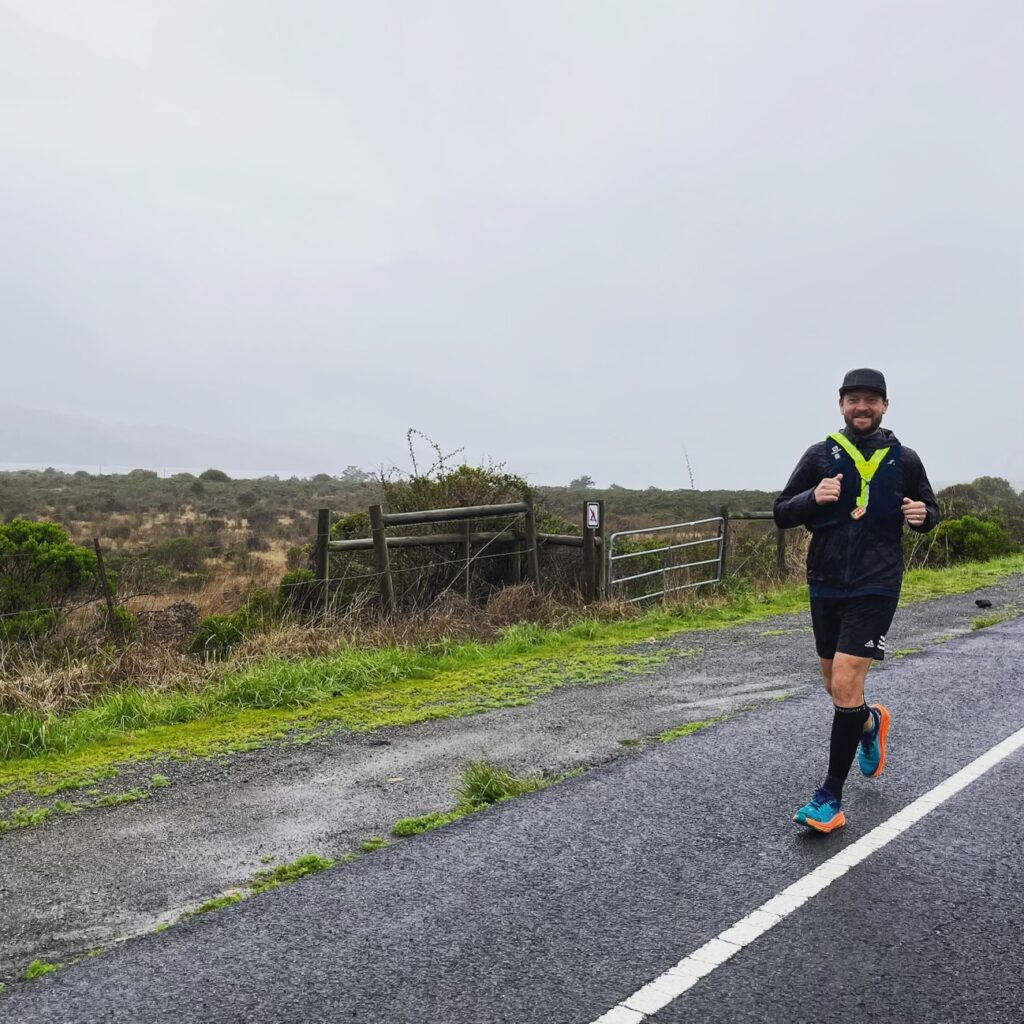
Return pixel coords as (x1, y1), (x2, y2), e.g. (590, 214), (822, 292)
(2, 2), (1021, 491)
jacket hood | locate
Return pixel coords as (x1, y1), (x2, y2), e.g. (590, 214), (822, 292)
(839, 426), (900, 451)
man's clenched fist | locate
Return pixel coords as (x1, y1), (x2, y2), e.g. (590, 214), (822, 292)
(902, 497), (927, 527)
(814, 473), (843, 504)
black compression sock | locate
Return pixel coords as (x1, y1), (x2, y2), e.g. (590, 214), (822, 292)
(823, 703), (870, 800)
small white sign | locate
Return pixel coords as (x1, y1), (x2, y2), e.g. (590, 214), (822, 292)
(586, 502), (601, 530)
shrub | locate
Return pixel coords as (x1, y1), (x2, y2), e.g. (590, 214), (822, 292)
(170, 571), (207, 593)
(285, 545), (310, 571)
(0, 520), (100, 642)
(933, 515), (1017, 563)
(188, 587), (291, 658)
(148, 536), (208, 573)
(199, 469), (231, 482)
(279, 568), (317, 613)
(325, 462), (575, 610)
(97, 604), (139, 642)
(189, 613), (247, 659)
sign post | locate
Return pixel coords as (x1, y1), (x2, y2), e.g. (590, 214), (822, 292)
(582, 501), (603, 603)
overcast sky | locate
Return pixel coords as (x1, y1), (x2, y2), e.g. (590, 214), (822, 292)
(1, 1), (1021, 489)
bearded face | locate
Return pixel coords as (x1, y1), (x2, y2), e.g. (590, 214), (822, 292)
(840, 390), (888, 435)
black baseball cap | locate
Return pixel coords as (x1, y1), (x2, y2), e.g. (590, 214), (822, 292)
(839, 368), (887, 398)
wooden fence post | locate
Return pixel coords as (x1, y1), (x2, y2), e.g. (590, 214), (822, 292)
(582, 502), (596, 603)
(369, 504), (396, 612)
(463, 519), (472, 600)
(315, 508), (330, 616)
(595, 499), (606, 599)
(523, 493), (540, 584)
(92, 538), (125, 647)
(776, 526), (787, 578)
(719, 505), (730, 580)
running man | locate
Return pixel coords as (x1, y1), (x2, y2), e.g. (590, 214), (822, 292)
(774, 368), (939, 832)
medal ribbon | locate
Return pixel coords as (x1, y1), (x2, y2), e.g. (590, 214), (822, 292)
(829, 432), (890, 513)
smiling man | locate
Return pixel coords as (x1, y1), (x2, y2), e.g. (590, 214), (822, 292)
(773, 368), (939, 832)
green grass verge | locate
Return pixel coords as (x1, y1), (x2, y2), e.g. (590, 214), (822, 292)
(1, 554), (1021, 798)
(899, 554), (1024, 602)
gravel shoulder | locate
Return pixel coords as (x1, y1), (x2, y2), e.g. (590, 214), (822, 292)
(1, 575), (1021, 983)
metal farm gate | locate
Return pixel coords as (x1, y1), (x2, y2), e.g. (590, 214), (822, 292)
(606, 517), (725, 603)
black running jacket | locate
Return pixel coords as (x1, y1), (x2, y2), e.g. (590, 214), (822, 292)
(773, 427), (939, 596)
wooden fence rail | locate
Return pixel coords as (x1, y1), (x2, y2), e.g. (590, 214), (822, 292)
(314, 497), (604, 612)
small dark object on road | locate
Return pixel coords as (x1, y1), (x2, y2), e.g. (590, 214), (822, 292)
(975, 599), (993, 609)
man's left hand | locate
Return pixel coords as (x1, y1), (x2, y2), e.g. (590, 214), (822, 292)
(902, 497), (927, 527)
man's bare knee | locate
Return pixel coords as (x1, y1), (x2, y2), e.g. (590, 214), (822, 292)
(830, 653), (873, 706)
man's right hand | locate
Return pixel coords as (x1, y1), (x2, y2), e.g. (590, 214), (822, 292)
(814, 473), (843, 504)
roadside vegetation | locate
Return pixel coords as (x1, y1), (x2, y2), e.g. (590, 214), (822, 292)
(393, 760), (560, 838)
(189, 853), (337, 918)
(1, 460), (1022, 795)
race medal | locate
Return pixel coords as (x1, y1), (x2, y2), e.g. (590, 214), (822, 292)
(851, 506), (866, 520)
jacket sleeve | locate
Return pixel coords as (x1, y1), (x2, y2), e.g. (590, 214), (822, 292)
(902, 448), (940, 533)
(773, 445), (824, 529)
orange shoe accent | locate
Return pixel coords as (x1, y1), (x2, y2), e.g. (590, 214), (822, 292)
(869, 703), (891, 778)
(802, 810), (846, 834)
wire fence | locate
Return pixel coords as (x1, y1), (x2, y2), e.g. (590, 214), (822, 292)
(0, 544), (541, 629)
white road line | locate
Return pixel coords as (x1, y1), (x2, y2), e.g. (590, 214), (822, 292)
(589, 724), (1024, 1024)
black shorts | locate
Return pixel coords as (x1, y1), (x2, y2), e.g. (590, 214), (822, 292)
(810, 595), (899, 661)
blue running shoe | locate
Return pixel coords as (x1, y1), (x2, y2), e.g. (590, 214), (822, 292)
(793, 788), (845, 833)
(858, 703), (891, 778)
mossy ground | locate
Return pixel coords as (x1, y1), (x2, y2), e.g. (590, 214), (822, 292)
(659, 718), (721, 743)
(971, 609), (1019, 630)
(1, 555), (1020, 802)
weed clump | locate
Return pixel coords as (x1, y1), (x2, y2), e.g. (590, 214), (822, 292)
(971, 610), (1016, 630)
(24, 959), (60, 980)
(392, 809), (465, 837)
(249, 853), (336, 895)
(456, 760), (548, 808)
(193, 892), (245, 915)
(393, 760), (554, 839)
(659, 718), (721, 743)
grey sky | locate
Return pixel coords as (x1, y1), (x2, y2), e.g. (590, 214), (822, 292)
(2, 2), (1021, 489)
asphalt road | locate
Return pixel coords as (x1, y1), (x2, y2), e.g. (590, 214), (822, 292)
(3, 616), (1022, 1024)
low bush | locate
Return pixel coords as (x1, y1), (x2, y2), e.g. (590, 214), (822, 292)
(189, 580), (310, 659)
(96, 605), (139, 642)
(0, 519), (100, 642)
(907, 514), (1018, 568)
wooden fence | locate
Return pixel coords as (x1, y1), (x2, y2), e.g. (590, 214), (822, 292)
(314, 497), (606, 611)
